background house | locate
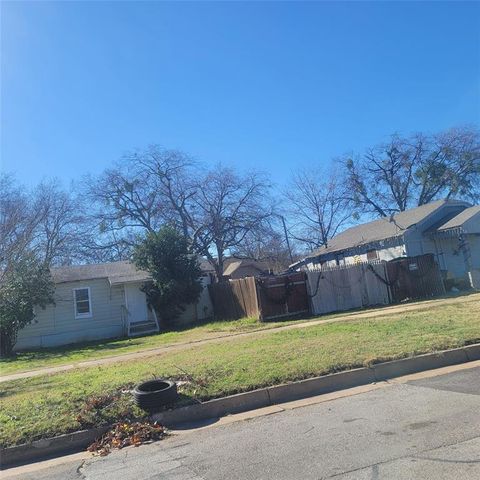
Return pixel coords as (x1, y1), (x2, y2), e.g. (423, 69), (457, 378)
(198, 257), (272, 280)
(222, 258), (270, 279)
(293, 199), (480, 288)
(16, 261), (213, 351)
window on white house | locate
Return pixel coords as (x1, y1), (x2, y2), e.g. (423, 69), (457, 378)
(74, 288), (92, 318)
(367, 249), (379, 261)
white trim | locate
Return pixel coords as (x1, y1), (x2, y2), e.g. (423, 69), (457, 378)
(73, 287), (93, 319)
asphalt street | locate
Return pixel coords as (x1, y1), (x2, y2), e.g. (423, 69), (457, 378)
(6, 366), (480, 480)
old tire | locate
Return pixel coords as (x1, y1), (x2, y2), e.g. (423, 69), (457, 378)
(133, 380), (178, 412)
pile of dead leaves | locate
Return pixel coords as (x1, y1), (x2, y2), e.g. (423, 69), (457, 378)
(87, 421), (166, 456)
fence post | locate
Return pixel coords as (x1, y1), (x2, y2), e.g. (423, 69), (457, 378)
(254, 278), (262, 320)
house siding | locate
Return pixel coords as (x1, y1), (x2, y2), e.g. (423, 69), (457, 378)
(469, 235), (480, 269)
(308, 243), (405, 269)
(15, 274), (215, 351)
(16, 278), (126, 350)
(175, 275), (213, 326)
(429, 236), (468, 278)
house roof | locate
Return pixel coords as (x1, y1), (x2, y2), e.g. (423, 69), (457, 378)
(307, 199), (470, 260)
(197, 257), (215, 273)
(52, 257), (214, 285)
(435, 205), (480, 233)
(51, 261), (151, 285)
(223, 259), (268, 277)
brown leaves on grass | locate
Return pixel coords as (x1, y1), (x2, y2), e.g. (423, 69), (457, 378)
(76, 390), (144, 429)
(76, 393), (119, 428)
(87, 421), (166, 456)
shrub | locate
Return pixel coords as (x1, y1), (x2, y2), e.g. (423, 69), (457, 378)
(0, 254), (55, 357)
(133, 227), (203, 327)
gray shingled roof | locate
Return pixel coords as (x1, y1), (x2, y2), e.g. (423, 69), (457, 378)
(436, 205), (480, 232)
(309, 199), (469, 258)
(52, 257), (214, 285)
(51, 261), (151, 285)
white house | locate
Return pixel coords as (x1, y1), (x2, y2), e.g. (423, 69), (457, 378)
(292, 199), (480, 289)
(16, 261), (213, 351)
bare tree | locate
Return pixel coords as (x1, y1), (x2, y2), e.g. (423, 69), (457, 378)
(285, 168), (352, 250)
(0, 174), (90, 270)
(85, 147), (197, 255)
(86, 148), (275, 276)
(0, 174), (39, 277)
(134, 147), (198, 238)
(191, 165), (273, 278)
(343, 126), (480, 217)
(33, 180), (88, 265)
(231, 221), (296, 272)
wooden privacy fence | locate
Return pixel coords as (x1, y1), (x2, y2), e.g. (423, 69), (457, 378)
(307, 261), (390, 315)
(386, 254), (445, 302)
(208, 254), (445, 322)
(208, 273), (309, 321)
(306, 254), (446, 316)
(256, 272), (309, 320)
(208, 277), (260, 321)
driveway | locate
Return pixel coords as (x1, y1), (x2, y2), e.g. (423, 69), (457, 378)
(6, 363), (480, 479)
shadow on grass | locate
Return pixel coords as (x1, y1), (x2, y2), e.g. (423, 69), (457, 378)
(0, 336), (152, 366)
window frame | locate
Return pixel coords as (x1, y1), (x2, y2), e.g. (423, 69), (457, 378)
(73, 287), (93, 319)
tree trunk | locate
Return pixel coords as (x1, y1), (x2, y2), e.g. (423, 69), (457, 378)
(0, 330), (15, 358)
(215, 244), (225, 282)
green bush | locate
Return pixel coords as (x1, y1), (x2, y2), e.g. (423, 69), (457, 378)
(133, 227), (203, 327)
(0, 254), (55, 357)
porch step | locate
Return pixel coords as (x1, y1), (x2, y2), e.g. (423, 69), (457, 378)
(128, 321), (159, 336)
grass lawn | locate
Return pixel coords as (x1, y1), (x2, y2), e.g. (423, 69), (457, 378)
(2, 293), (476, 377)
(0, 300), (479, 448)
(0, 316), (305, 376)
(0, 308), (402, 377)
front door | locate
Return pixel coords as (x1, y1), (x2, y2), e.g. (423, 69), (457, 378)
(125, 284), (149, 324)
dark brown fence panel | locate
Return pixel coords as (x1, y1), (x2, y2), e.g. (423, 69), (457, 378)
(208, 277), (259, 321)
(256, 272), (309, 321)
(386, 254), (445, 302)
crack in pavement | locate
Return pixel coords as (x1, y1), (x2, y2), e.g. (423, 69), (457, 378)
(321, 434), (480, 479)
(75, 459), (86, 479)
(412, 455), (480, 464)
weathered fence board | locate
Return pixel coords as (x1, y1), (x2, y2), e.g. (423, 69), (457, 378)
(208, 273), (309, 321)
(307, 262), (390, 315)
(208, 277), (259, 321)
(210, 254), (444, 322)
(306, 254), (445, 315)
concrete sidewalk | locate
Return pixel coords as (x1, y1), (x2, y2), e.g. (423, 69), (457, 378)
(1, 293), (478, 383)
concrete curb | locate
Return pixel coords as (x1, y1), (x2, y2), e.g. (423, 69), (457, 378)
(153, 344), (480, 426)
(2, 343), (479, 468)
(0, 427), (109, 469)
(151, 369), (377, 426)
(464, 343), (480, 361)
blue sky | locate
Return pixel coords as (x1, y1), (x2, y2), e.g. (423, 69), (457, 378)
(1, 1), (479, 188)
